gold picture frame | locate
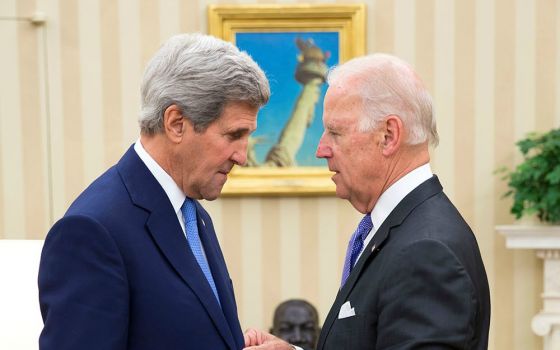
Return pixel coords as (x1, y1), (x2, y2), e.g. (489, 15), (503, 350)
(208, 4), (366, 196)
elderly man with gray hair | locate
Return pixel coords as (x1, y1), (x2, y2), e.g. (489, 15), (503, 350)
(39, 33), (269, 350)
(245, 53), (490, 350)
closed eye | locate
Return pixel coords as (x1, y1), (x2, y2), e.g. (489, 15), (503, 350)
(226, 129), (250, 141)
(328, 130), (340, 137)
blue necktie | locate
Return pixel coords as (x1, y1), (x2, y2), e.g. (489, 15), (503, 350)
(341, 213), (373, 287)
(181, 198), (221, 305)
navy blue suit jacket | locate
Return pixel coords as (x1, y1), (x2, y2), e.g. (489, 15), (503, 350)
(39, 146), (244, 350)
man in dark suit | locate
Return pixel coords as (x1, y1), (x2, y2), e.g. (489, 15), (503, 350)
(38, 33), (269, 350)
(244, 54), (490, 349)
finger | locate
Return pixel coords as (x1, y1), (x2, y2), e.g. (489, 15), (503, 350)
(243, 328), (260, 346)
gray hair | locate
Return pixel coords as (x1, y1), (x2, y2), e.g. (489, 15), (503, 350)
(327, 53), (438, 146)
(139, 33), (270, 134)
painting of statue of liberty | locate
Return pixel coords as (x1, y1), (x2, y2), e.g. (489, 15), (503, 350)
(235, 31), (339, 167)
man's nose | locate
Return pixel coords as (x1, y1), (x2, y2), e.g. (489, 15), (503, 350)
(232, 153), (246, 166)
(316, 140), (332, 158)
(291, 327), (303, 342)
(231, 140), (248, 166)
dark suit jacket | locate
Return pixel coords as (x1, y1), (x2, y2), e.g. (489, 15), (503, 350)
(317, 176), (490, 350)
(38, 146), (244, 350)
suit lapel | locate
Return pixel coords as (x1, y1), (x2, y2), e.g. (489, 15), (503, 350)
(317, 176), (443, 349)
(117, 146), (237, 350)
(195, 202), (243, 349)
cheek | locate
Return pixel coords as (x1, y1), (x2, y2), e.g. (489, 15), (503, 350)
(340, 157), (364, 186)
(205, 143), (230, 165)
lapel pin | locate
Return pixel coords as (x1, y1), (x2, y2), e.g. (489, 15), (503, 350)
(371, 244), (376, 252)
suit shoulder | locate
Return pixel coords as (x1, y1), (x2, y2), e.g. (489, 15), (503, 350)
(66, 166), (130, 217)
(399, 193), (474, 242)
(61, 166), (145, 238)
(44, 214), (121, 259)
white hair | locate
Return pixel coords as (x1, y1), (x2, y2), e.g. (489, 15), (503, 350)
(139, 33), (270, 134)
(327, 53), (438, 146)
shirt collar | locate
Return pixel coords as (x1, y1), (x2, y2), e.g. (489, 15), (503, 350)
(370, 163), (433, 233)
(134, 139), (186, 215)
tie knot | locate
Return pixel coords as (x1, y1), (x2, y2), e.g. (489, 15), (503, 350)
(357, 213), (373, 240)
(181, 198), (197, 224)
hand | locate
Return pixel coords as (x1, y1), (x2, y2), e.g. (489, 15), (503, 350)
(244, 328), (293, 349)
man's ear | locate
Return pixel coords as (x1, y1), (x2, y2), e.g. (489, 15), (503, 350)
(381, 115), (404, 156)
(163, 104), (188, 143)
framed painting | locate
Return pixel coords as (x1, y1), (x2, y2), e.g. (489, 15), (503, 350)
(208, 4), (366, 195)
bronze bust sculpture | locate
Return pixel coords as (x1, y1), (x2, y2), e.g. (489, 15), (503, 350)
(270, 299), (321, 350)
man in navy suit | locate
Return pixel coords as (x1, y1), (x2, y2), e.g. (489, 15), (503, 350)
(38, 33), (269, 350)
(245, 54), (490, 349)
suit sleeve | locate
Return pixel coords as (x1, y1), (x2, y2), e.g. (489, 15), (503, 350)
(376, 239), (477, 350)
(38, 215), (129, 350)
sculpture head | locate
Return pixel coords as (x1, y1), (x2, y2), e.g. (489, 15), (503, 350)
(270, 299), (320, 350)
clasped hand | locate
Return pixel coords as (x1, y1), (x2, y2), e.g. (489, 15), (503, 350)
(243, 328), (294, 350)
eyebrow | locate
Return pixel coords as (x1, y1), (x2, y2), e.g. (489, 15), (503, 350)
(227, 127), (254, 135)
(325, 121), (342, 132)
(324, 121), (336, 130)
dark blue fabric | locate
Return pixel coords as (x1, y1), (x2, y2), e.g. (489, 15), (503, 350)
(38, 146), (244, 350)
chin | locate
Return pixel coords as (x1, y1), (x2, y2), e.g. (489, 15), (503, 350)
(201, 178), (228, 200)
(202, 186), (225, 201)
(334, 187), (349, 200)
(202, 192), (220, 201)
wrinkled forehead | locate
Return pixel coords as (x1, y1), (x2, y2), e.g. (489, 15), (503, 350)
(325, 84), (363, 104)
(323, 88), (364, 123)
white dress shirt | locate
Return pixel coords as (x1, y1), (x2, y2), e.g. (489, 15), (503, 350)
(134, 139), (188, 234)
(357, 163), (433, 261)
(134, 139), (208, 263)
(134, 140), (209, 264)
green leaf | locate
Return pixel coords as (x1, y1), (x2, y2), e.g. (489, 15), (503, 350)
(498, 127), (560, 224)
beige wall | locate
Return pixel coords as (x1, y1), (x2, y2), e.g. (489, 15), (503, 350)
(2, 0), (559, 348)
